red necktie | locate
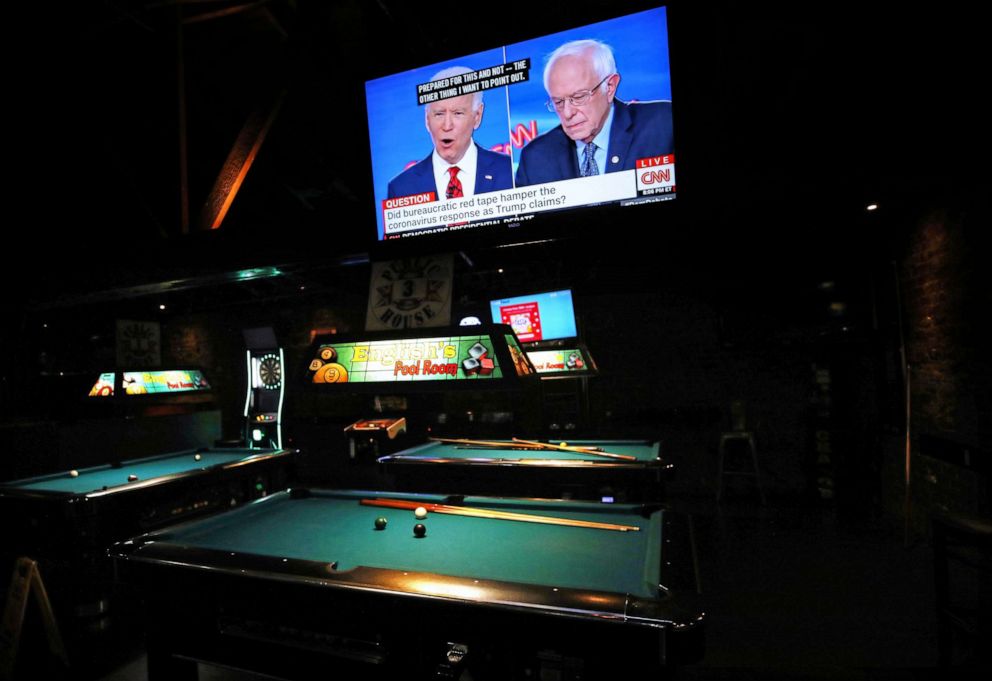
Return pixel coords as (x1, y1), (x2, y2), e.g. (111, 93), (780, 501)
(446, 166), (463, 199)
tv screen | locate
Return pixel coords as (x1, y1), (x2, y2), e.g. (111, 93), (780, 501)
(488, 289), (577, 343)
(366, 5), (674, 242)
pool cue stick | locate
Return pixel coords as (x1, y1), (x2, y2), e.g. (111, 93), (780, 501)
(430, 437), (627, 460)
(430, 437), (546, 449)
(360, 498), (640, 532)
(431, 437), (605, 453)
(510, 438), (638, 462)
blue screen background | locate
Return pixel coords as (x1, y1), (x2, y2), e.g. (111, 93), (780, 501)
(365, 6), (671, 239)
(489, 289), (578, 341)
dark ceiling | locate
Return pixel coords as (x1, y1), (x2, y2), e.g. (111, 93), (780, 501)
(10, 2), (987, 307)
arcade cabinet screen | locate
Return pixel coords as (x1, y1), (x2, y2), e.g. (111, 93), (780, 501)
(488, 289), (578, 343)
(366, 5), (675, 241)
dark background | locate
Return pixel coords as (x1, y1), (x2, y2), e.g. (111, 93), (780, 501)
(1, 2), (990, 677)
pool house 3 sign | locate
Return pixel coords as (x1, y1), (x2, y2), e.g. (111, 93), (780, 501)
(116, 320), (161, 367)
(365, 255), (452, 331)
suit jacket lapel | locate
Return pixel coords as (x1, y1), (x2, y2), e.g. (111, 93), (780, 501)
(474, 144), (493, 193)
(414, 152), (438, 196)
(555, 129), (580, 180)
(606, 100), (633, 172)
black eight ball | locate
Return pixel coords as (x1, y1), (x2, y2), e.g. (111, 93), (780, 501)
(413, 523), (426, 538)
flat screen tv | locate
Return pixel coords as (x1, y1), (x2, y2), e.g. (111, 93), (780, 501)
(366, 5), (674, 242)
(488, 289), (577, 344)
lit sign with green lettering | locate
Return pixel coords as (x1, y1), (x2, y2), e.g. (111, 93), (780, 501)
(121, 370), (211, 395)
(307, 335), (507, 384)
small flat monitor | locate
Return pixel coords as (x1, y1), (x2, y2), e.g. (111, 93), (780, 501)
(488, 289), (577, 344)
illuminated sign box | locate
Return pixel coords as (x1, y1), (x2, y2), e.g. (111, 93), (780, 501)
(87, 370), (212, 398)
(526, 347), (598, 378)
(305, 325), (535, 392)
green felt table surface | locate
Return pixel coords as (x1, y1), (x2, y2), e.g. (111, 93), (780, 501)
(154, 488), (664, 599)
(383, 439), (660, 463)
(2, 449), (271, 494)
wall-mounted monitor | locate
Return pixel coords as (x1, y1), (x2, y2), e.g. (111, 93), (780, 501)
(488, 289), (577, 344)
(366, 5), (674, 243)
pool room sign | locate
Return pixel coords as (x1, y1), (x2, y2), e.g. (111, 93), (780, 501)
(307, 335), (503, 385)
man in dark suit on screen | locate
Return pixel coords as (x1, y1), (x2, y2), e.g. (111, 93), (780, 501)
(388, 66), (513, 200)
(515, 39), (674, 187)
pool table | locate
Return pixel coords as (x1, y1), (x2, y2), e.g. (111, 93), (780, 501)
(112, 487), (704, 680)
(0, 447), (294, 656)
(1, 448), (295, 556)
(377, 439), (673, 502)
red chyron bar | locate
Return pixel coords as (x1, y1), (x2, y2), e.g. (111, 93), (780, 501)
(635, 154), (676, 169)
(383, 192), (436, 209)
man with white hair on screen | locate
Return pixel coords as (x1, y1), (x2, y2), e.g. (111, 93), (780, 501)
(515, 39), (674, 186)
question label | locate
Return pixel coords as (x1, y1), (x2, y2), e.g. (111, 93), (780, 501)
(382, 172), (637, 235)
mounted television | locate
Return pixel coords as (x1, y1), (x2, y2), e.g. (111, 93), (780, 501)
(488, 289), (577, 344)
(366, 5), (675, 242)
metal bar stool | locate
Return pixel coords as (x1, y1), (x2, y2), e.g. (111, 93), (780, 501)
(716, 400), (766, 504)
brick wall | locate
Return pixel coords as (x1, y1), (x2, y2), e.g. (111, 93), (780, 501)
(894, 203), (991, 529)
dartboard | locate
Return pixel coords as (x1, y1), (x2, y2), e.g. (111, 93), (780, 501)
(258, 354), (282, 389)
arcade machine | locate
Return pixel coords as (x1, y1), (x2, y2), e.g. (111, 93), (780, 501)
(110, 325), (705, 680)
(0, 366), (294, 672)
(344, 416), (408, 462)
(242, 327), (286, 449)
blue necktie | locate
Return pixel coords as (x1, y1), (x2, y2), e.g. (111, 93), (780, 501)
(581, 142), (599, 176)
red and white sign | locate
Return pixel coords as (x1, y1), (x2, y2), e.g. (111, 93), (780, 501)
(499, 302), (542, 343)
(635, 154), (676, 194)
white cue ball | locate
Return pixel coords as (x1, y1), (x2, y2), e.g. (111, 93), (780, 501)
(414, 506), (428, 519)
(194, 454), (202, 461)
(69, 470), (79, 478)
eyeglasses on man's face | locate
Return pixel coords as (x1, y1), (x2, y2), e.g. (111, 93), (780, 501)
(545, 74), (613, 112)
